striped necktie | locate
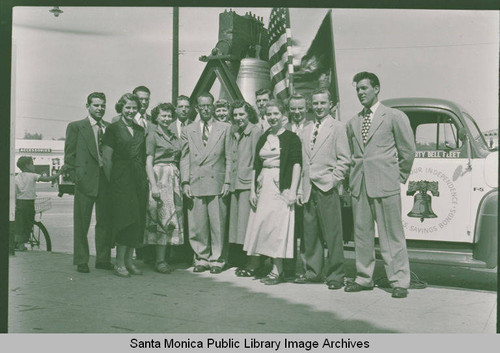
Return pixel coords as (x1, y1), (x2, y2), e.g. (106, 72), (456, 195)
(310, 120), (321, 150)
(202, 122), (209, 146)
(361, 109), (372, 144)
(97, 121), (104, 154)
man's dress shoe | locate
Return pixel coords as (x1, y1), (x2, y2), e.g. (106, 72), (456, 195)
(77, 264), (90, 273)
(294, 274), (323, 284)
(392, 287), (408, 298)
(344, 282), (373, 292)
(210, 267), (223, 274)
(326, 281), (344, 290)
(193, 265), (209, 273)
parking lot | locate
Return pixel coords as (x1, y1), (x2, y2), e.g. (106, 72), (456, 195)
(7, 189), (497, 333)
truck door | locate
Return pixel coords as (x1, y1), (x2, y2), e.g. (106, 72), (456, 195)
(401, 108), (472, 243)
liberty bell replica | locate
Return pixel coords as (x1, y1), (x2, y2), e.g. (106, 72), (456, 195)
(407, 181), (439, 222)
(191, 10), (271, 107)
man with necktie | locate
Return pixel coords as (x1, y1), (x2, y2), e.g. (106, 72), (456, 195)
(180, 92), (232, 273)
(133, 86), (154, 132)
(64, 92), (113, 273)
(255, 88), (272, 132)
(295, 89), (350, 289)
(173, 95), (192, 138)
(345, 72), (415, 298)
(171, 94), (194, 264)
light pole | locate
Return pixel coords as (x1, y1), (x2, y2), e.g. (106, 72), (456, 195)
(172, 7), (179, 103)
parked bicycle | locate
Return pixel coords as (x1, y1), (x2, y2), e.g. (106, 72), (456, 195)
(28, 197), (52, 251)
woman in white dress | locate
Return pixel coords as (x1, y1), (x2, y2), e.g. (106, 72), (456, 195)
(243, 100), (302, 285)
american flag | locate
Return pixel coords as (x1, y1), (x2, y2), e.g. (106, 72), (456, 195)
(268, 8), (293, 100)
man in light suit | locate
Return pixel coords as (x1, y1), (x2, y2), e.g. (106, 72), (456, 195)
(345, 72), (415, 298)
(180, 92), (232, 273)
(295, 89), (351, 289)
(64, 92), (113, 273)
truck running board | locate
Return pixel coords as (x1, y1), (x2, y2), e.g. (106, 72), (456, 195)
(343, 242), (492, 269)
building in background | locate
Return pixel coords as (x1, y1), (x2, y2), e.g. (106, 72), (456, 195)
(15, 139), (64, 175)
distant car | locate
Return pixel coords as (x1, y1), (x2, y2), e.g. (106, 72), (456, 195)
(344, 98), (498, 270)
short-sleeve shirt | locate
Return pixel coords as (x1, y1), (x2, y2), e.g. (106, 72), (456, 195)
(16, 172), (40, 200)
(146, 124), (182, 165)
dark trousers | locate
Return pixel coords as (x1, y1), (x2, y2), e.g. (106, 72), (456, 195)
(303, 185), (345, 283)
(15, 199), (35, 243)
(283, 204), (304, 277)
(73, 170), (112, 265)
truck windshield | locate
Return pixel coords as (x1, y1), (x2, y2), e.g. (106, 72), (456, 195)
(461, 112), (492, 152)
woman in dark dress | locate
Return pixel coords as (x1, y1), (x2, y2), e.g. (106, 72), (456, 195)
(102, 93), (148, 278)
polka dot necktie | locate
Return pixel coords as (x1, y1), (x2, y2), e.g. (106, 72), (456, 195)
(202, 122), (209, 146)
(310, 120), (321, 150)
(361, 109), (372, 145)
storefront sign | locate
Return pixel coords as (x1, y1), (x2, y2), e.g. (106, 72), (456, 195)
(19, 148), (52, 153)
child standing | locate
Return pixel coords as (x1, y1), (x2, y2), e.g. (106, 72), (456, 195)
(15, 156), (63, 251)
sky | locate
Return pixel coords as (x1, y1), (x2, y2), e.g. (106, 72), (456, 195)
(11, 7), (499, 140)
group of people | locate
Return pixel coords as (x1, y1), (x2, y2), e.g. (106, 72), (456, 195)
(61, 71), (416, 299)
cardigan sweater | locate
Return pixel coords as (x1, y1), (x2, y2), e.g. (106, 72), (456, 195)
(254, 129), (302, 192)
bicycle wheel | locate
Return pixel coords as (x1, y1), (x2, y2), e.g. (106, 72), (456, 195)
(30, 221), (52, 251)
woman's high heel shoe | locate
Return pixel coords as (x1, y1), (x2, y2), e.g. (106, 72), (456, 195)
(125, 263), (143, 275)
(114, 266), (131, 278)
(262, 272), (284, 285)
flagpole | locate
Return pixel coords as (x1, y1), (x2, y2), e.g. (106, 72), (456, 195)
(172, 7), (179, 103)
(285, 8), (294, 97)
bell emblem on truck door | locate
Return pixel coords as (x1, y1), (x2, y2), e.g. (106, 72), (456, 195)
(407, 181), (439, 222)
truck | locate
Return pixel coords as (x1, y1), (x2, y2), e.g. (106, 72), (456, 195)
(344, 97), (497, 270)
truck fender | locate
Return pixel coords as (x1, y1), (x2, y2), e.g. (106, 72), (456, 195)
(473, 189), (498, 268)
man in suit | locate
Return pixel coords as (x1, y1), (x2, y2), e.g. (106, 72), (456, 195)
(180, 92), (232, 273)
(283, 94), (310, 279)
(295, 89), (350, 289)
(285, 93), (311, 134)
(345, 72), (415, 298)
(64, 92), (113, 273)
(172, 95), (192, 139)
(255, 88), (272, 131)
(133, 85), (152, 123)
(168, 95), (194, 264)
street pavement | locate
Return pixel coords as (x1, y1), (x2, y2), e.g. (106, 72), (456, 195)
(7, 191), (497, 333)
